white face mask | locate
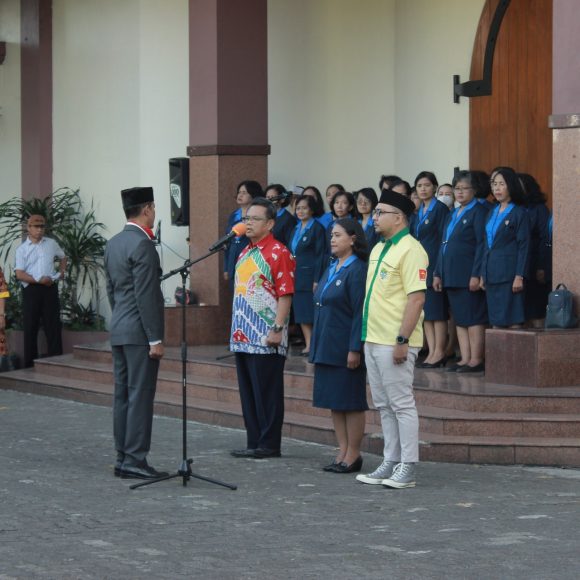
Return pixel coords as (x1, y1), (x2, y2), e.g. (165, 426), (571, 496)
(437, 193), (454, 209)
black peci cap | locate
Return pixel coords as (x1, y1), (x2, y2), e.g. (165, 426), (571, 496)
(378, 189), (416, 217)
(121, 187), (154, 210)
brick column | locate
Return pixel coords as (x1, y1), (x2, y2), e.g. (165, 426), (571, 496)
(164, 0), (269, 346)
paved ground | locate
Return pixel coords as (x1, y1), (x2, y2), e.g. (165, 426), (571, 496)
(1, 389), (579, 580)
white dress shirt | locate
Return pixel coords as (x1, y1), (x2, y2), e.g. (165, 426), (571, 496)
(15, 237), (65, 288)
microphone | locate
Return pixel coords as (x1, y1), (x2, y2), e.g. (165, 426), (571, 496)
(208, 222), (247, 252)
(154, 220), (161, 245)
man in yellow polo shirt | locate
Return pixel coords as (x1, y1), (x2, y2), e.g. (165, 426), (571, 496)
(356, 189), (427, 489)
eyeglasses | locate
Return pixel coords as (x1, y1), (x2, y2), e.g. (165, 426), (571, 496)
(241, 216), (269, 223)
(373, 209), (401, 218)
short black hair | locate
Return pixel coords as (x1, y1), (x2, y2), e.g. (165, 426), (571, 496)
(333, 218), (368, 262)
(248, 197), (277, 220)
(468, 170), (491, 199)
(414, 171), (439, 190)
(265, 183), (291, 208)
(379, 174), (402, 191)
(491, 166), (525, 205)
(237, 180), (264, 198)
(302, 185), (325, 215)
(390, 179), (411, 197)
(330, 191), (356, 218)
(355, 188), (378, 215)
(518, 173), (547, 206)
(326, 183), (345, 195)
(124, 202), (152, 219)
(295, 194), (323, 218)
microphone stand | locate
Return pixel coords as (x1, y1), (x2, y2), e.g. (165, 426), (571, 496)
(130, 248), (237, 491)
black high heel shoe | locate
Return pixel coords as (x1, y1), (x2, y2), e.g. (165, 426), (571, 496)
(420, 356), (448, 369)
(333, 456), (363, 474)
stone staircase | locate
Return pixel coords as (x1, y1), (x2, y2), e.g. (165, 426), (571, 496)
(1, 343), (580, 467)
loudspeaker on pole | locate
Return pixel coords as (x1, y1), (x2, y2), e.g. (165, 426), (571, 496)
(169, 157), (190, 226)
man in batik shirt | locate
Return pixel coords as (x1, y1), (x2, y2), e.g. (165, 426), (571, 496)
(230, 197), (295, 459)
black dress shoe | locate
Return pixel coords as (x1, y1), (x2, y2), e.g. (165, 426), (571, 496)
(333, 456), (363, 474)
(120, 464), (169, 480)
(456, 362), (485, 373)
(322, 460), (340, 472)
(114, 462), (123, 477)
(420, 356), (448, 369)
(446, 363), (465, 373)
(230, 448), (258, 458)
(253, 448), (282, 459)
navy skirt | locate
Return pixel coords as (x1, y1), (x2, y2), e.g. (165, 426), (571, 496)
(293, 291), (314, 324)
(313, 364), (368, 412)
(525, 279), (550, 320)
(486, 282), (525, 327)
(424, 287), (449, 321)
(447, 287), (488, 327)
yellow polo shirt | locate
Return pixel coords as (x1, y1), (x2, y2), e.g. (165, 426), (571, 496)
(362, 228), (428, 347)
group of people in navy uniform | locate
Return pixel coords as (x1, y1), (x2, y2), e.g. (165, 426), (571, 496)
(223, 169), (553, 474)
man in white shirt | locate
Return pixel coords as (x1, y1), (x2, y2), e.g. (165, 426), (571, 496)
(15, 214), (67, 368)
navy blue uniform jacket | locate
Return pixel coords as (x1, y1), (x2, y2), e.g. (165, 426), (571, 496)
(434, 203), (487, 288)
(293, 220), (327, 291)
(481, 205), (531, 283)
(223, 209), (249, 280)
(527, 203), (550, 276)
(272, 208), (297, 248)
(309, 258), (368, 366)
(410, 199), (449, 286)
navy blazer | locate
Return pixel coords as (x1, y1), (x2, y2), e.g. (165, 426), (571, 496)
(410, 199), (449, 286)
(223, 209), (249, 280)
(360, 218), (379, 251)
(309, 258), (368, 366)
(482, 204), (531, 284)
(272, 208), (297, 248)
(292, 220), (327, 292)
(434, 202), (487, 288)
(527, 203), (550, 275)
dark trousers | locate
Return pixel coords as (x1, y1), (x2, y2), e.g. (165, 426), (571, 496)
(235, 352), (286, 451)
(112, 345), (160, 467)
(22, 284), (63, 368)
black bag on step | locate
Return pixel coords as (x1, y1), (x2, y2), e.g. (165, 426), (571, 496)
(545, 283), (578, 329)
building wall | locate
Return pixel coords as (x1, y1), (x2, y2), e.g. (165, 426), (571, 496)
(0, 0), (22, 202)
(268, 0), (397, 193)
(394, 0), (486, 185)
(51, 0), (190, 306)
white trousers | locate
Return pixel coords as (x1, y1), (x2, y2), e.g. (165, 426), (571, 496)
(364, 342), (419, 463)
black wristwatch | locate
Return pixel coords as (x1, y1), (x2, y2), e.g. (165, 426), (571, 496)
(396, 335), (409, 345)
(271, 324), (284, 333)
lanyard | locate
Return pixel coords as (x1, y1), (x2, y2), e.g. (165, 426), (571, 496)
(320, 255), (358, 302)
(415, 199), (436, 237)
(290, 218), (315, 254)
(359, 217), (374, 232)
(442, 199), (477, 254)
(548, 214), (553, 240)
(277, 208), (285, 218)
(485, 203), (515, 247)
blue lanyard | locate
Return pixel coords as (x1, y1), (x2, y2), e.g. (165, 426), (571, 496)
(443, 199), (477, 253)
(291, 218), (315, 254)
(486, 203), (515, 247)
(276, 208), (285, 218)
(359, 217), (374, 232)
(548, 214), (553, 240)
(320, 255), (358, 302)
(415, 200), (437, 236)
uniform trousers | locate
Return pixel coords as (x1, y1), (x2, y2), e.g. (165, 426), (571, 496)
(22, 284), (63, 368)
(235, 352), (285, 451)
(364, 342), (420, 463)
(112, 345), (160, 467)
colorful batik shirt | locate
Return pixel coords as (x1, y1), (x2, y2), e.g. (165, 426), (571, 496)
(230, 233), (295, 355)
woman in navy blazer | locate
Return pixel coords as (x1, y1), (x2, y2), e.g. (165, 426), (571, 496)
(410, 171), (450, 368)
(519, 173), (551, 327)
(355, 187), (380, 250)
(433, 171), (488, 373)
(481, 167), (531, 327)
(310, 218), (368, 474)
(291, 195), (326, 355)
(265, 183), (297, 248)
(223, 180), (263, 290)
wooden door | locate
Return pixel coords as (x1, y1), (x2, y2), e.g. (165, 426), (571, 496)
(469, 0), (553, 202)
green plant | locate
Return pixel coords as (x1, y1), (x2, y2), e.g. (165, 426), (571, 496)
(4, 271), (23, 330)
(0, 188), (107, 330)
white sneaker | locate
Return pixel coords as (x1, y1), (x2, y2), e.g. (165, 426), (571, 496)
(382, 462), (416, 489)
(355, 460), (397, 485)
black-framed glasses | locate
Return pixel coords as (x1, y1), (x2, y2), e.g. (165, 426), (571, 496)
(373, 209), (401, 218)
(241, 216), (269, 223)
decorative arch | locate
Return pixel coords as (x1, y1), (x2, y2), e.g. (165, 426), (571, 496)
(468, 0), (553, 202)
